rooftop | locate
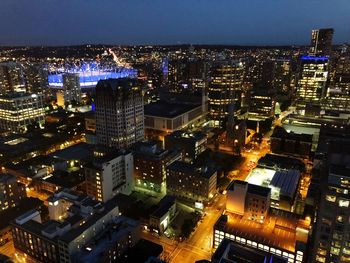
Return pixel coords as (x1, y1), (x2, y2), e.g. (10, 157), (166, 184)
(167, 161), (216, 179)
(144, 100), (200, 118)
(212, 238), (288, 263)
(150, 195), (176, 219)
(215, 209), (309, 254)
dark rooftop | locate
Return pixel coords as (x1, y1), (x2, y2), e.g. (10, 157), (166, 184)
(144, 101), (200, 118)
(167, 161), (216, 179)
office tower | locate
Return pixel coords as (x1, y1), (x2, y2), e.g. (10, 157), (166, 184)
(61, 73), (81, 104)
(95, 78), (144, 149)
(133, 141), (181, 193)
(0, 173), (26, 211)
(311, 141), (350, 263)
(324, 55), (350, 112)
(273, 59), (292, 94)
(0, 92), (45, 132)
(23, 63), (49, 94)
(310, 28), (334, 55)
(168, 59), (207, 92)
(166, 161), (217, 203)
(248, 89), (276, 118)
(11, 189), (140, 263)
(208, 61), (244, 126)
(296, 56), (329, 115)
(85, 148), (134, 201)
(0, 62), (25, 94)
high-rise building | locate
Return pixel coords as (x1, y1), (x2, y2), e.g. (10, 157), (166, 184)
(95, 78), (144, 149)
(62, 73), (81, 104)
(0, 92), (45, 132)
(273, 59), (292, 94)
(0, 173), (26, 211)
(248, 89), (276, 118)
(208, 61), (244, 126)
(311, 141), (350, 263)
(85, 147), (134, 202)
(296, 56), (329, 115)
(23, 63), (49, 94)
(0, 62), (25, 94)
(310, 28), (334, 55)
(323, 55), (350, 112)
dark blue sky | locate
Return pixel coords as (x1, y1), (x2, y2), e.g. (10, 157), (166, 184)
(1, 0), (349, 46)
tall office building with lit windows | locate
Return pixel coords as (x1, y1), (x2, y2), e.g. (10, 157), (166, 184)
(0, 92), (45, 132)
(296, 56), (329, 115)
(310, 28), (334, 55)
(208, 61), (244, 126)
(95, 78), (144, 149)
(311, 141), (350, 263)
(0, 62), (26, 94)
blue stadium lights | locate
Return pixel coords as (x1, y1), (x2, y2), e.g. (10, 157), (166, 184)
(301, 55), (329, 61)
(48, 62), (137, 88)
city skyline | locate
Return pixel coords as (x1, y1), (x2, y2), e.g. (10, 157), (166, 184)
(0, 0), (349, 46)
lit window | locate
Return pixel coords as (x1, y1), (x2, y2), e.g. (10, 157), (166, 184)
(339, 200), (349, 207)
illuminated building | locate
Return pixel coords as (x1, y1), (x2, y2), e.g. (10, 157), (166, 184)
(248, 89), (275, 118)
(296, 56), (329, 115)
(0, 173), (26, 211)
(61, 73), (82, 104)
(133, 141), (181, 193)
(0, 62), (25, 94)
(271, 127), (312, 157)
(0, 92), (45, 132)
(273, 59), (292, 94)
(164, 131), (207, 163)
(311, 141), (350, 263)
(144, 101), (204, 133)
(85, 148), (134, 202)
(209, 61), (244, 126)
(214, 188), (310, 263)
(245, 168), (301, 212)
(168, 59), (207, 92)
(323, 56), (350, 112)
(166, 161), (217, 203)
(95, 78), (144, 149)
(212, 238), (288, 263)
(23, 62), (49, 94)
(310, 28), (334, 55)
(226, 181), (270, 223)
(11, 189), (140, 263)
(149, 195), (176, 234)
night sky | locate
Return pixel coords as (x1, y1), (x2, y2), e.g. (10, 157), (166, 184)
(1, 0), (349, 46)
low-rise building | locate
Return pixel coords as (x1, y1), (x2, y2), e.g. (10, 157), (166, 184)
(133, 141), (181, 193)
(11, 189), (139, 263)
(212, 238), (288, 263)
(166, 161), (217, 203)
(226, 180), (270, 223)
(149, 195), (176, 234)
(0, 173), (26, 211)
(164, 130), (207, 162)
(144, 101), (205, 133)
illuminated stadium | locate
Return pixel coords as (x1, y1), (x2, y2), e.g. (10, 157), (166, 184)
(48, 62), (137, 88)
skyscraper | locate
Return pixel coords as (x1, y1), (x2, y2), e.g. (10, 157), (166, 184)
(311, 140), (350, 263)
(296, 56), (329, 115)
(95, 78), (144, 149)
(310, 28), (334, 55)
(62, 73), (81, 104)
(208, 61), (244, 126)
